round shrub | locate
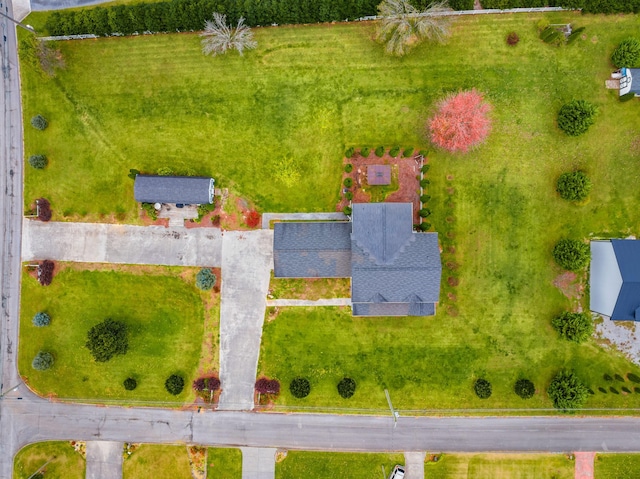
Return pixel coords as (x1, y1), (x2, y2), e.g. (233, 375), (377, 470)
(255, 377), (280, 395)
(196, 268), (217, 291)
(337, 377), (356, 398)
(123, 378), (137, 391)
(30, 115), (48, 131)
(290, 377), (311, 398)
(552, 311), (593, 343)
(85, 318), (129, 362)
(552, 239), (589, 271)
(345, 163), (353, 173)
(402, 147), (414, 157)
(421, 164), (431, 174)
(419, 222), (431, 232)
(360, 147), (370, 157)
(556, 171), (592, 202)
(603, 373), (613, 382)
(36, 198), (52, 222)
(343, 206), (352, 216)
(389, 146), (400, 157)
(628, 373), (640, 383)
(344, 177), (353, 188)
(611, 38), (640, 68)
(37, 259), (54, 285)
(32, 351), (54, 371)
(474, 378), (492, 399)
(165, 374), (185, 395)
(28, 154), (47, 169)
(547, 370), (589, 410)
(514, 379), (535, 399)
(420, 195), (431, 204)
(32, 312), (51, 327)
(345, 147), (355, 158)
(557, 100), (598, 137)
(419, 208), (432, 218)
(418, 149), (428, 157)
(375, 146), (385, 157)
(506, 31), (519, 46)
(193, 376), (220, 392)
(420, 179), (430, 188)
(345, 191), (353, 201)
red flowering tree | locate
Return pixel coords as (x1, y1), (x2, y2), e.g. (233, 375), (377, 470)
(429, 89), (492, 154)
(245, 210), (260, 228)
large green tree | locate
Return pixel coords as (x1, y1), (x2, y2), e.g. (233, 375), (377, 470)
(85, 318), (129, 362)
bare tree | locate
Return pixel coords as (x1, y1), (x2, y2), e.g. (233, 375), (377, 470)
(377, 0), (453, 56)
(200, 13), (257, 57)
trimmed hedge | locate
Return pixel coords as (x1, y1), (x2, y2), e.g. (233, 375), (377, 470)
(389, 146), (400, 157)
(165, 374), (185, 395)
(474, 378), (492, 399)
(290, 377), (311, 398)
(337, 377), (356, 398)
(344, 177), (353, 188)
(374, 146), (385, 157)
(345, 163), (353, 173)
(360, 147), (370, 157)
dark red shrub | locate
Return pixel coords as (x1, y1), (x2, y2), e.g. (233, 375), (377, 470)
(255, 377), (280, 395)
(506, 32), (519, 46)
(193, 376), (220, 392)
(38, 260), (55, 286)
(37, 198), (52, 222)
(245, 210), (260, 228)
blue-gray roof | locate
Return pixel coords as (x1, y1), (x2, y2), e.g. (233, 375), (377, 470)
(631, 69), (640, 94)
(610, 240), (640, 320)
(273, 222), (352, 278)
(134, 175), (214, 204)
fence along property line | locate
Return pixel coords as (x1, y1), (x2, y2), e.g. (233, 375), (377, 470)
(40, 6), (573, 41)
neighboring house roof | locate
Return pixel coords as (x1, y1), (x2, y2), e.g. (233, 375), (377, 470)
(620, 68), (640, 96)
(273, 222), (352, 278)
(590, 239), (640, 320)
(273, 202), (442, 317)
(134, 175), (214, 204)
(367, 165), (391, 185)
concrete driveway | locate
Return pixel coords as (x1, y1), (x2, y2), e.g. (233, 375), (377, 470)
(86, 441), (123, 479)
(22, 219), (223, 267)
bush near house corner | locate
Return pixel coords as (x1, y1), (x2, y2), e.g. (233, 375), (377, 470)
(611, 38), (640, 68)
(552, 239), (589, 271)
(552, 311), (593, 343)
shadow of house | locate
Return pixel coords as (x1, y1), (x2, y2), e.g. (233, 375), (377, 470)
(273, 203), (442, 317)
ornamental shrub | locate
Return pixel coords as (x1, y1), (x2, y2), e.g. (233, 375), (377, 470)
(123, 378), (137, 390)
(474, 378), (492, 399)
(141, 203), (158, 221)
(419, 222), (431, 232)
(360, 147), (370, 157)
(620, 92), (637, 103)
(420, 195), (431, 203)
(343, 206), (352, 216)
(195, 268), (216, 291)
(32, 351), (54, 370)
(557, 100), (598, 137)
(419, 208), (432, 218)
(37, 198), (52, 222)
(615, 374), (625, 382)
(547, 370), (589, 410)
(421, 164), (430, 174)
(337, 377), (356, 398)
(611, 38), (640, 68)
(556, 171), (592, 202)
(32, 312), (51, 327)
(552, 311), (593, 343)
(85, 318), (129, 362)
(389, 146), (400, 157)
(514, 379), (535, 399)
(344, 177), (353, 188)
(28, 154), (47, 169)
(604, 373), (613, 382)
(345, 147), (355, 158)
(420, 179), (430, 188)
(402, 147), (414, 157)
(157, 166), (173, 176)
(506, 32), (519, 46)
(37, 260), (55, 286)
(255, 377), (280, 395)
(345, 163), (353, 173)
(375, 146), (385, 157)
(290, 377), (311, 398)
(628, 373), (640, 383)
(165, 374), (185, 395)
(566, 26), (585, 45)
(30, 115), (48, 130)
(245, 210), (260, 228)
(193, 376), (221, 392)
(345, 191), (353, 201)
(552, 239), (589, 271)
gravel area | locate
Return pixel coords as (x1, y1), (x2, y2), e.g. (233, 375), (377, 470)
(594, 314), (640, 366)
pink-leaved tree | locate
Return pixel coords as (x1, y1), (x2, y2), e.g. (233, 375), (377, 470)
(429, 89), (492, 154)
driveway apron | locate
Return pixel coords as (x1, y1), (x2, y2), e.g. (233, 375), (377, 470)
(85, 441), (123, 479)
(240, 447), (276, 479)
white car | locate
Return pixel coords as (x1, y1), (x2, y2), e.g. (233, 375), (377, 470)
(389, 465), (405, 479)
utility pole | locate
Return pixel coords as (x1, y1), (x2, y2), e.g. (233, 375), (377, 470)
(0, 8), (35, 33)
(384, 389), (399, 428)
(0, 382), (20, 399)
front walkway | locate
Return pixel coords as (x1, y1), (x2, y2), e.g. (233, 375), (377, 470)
(85, 441), (123, 479)
(574, 452), (595, 479)
(240, 448), (276, 479)
(218, 230), (273, 410)
(22, 219), (223, 266)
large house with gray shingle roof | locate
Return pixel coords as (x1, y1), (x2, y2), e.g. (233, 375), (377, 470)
(274, 203), (442, 317)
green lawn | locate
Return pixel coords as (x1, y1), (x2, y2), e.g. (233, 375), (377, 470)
(13, 441), (85, 479)
(426, 453), (574, 479)
(208, 448), (242, 479)
(276, 451), (404, 479)
(124, 445), (192, 479)
(595, 454), (640, 478)
(19, 266), (205, 403)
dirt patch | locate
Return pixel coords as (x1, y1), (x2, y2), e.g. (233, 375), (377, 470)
(552, 271), (585, 310)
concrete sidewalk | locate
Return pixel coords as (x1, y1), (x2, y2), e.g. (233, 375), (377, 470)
(86, 441), (123, 479)
(22, 219), (223, 267)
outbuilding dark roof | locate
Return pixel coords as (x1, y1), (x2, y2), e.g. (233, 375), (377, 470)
(134, 175), (214, 205)
(367, 165), (391, 186)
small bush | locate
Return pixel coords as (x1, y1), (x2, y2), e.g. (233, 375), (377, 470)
(474, 378), (492, 399)
(551, 311), (593, 343)
(123, 378), (137, 390)
(402, 147), (414, 157)
(420, 179), (430, 188)
(418, 149), (428, 157)
(611, 38), (640, 68)
(337, 377), (356, 398)
(345, 163), (353, 173)
(375, 146), (385, 157)
(141, 203), (158, 221)
(610, 386), (619, 394)
(345, 191), (353, 201)
(193, 376), (221, 392)
(360, 147), (370, 157)
(556, 171), (592, 202)
(30, 115), (48, 130)
(419, 208), (432, 218)
(620, 92), (637, 103)
(514, 378), (535, 399)
(255, 377), (280, 395)
(245, 210), (260, 228)
(622, 386), (632, 394)
(290, 377), (311, 398)
(628, 373), (640, 383)
(86, 318), (129, 362)
(165, 374), (185, 395)
(566, 26), (585, 45)
(32, 312), (51, 327)
(345, 147), (355, 158)
(128, 168), (140, 180)
(420, 195), (431, 203)
(28, 154), (47, 169)
(547, 370), (589, 410)
(32, 351), (54, 370)
(37, 198), (52, 222)
(344, 177), (353, 188)
(157, 166), (173, 176)
(604, 373), (613, 382)
(506, 31), (519, 46)
(552, 239), (589, 271)
(599, 387), (607, 394)
(419, 222), (431, 232)
(37, 260), (55, 286)
(635, 387), (640, 394)
(557, 100), (598, 137)
(196, 202), (215, 222)
(421, 164), (430, 174)
(343, 206), (352, 216)
(195, 268), (216, 291)
(615, 373), (625, 382)
(389, 146), (400, 157)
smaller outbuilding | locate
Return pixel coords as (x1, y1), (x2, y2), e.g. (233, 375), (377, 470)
(134, 175), (214, 205)
(367, 165), (391, 186)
